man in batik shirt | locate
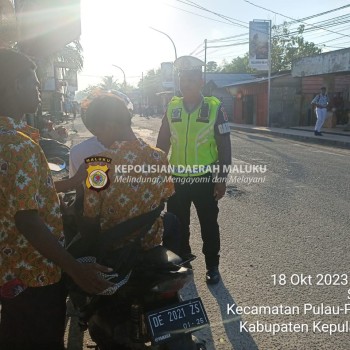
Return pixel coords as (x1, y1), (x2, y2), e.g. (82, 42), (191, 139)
(0, 49), (112, 350)
(81, 93), (174, 250)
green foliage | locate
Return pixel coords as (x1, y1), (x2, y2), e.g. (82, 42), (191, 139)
(74, 85), (99, 102)
(138, 69), (163, 105)
(56, 41), (84, 71)
(220, 54), (257, 73)
(99, 75), (122, 91)
(220, 22), (322, 73)
(75, 75), (135, 102)
(271, 22), (322, 71)
(207, 61), (219, 72)
(36, 40), (84, 86)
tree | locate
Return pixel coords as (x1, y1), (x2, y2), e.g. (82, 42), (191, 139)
(138, 69), (162, 106)
(99, 75), (121, 91)
(207, 61), (219, 72)
(220, 54), (257, 73)
(74, 85), (100, 102)
(220, 22), (322, 73)
(36, 40), (84, 83)
(0, 0), (16, 47)
(271, 22), (322, 72)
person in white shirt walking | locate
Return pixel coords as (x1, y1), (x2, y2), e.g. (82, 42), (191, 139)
(311, 86), (329, 136)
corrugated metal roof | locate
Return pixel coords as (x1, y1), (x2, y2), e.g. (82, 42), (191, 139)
(220, 73), (291, 88)
(205, 73), (255, 88)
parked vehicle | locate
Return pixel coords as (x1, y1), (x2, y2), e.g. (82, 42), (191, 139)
(65, 205), (208, 350)
(40, 112), (68, 143)
(39, 137), (70, 167)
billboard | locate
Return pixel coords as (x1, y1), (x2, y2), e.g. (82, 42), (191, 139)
(15, 0), (81, 58)
(161, 62), (174, 89)
(249, 21), (269, 71)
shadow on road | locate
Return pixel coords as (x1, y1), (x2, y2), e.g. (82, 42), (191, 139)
(180, 281), (217, 350)
(65, 299), (85, 350)
(246, 134), (274, 142)
(208, 282), (259, 350)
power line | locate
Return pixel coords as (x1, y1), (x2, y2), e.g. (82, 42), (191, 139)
(207, 33), (248, 44)
(244, 1), (350, 38)
(175, 0), (248, 29)
(189, 42), (205, 56)
(274, 3), (350, 28)
(204, 9), (350, 51)
(207, 41), (249, 49)
(161, 1), (350, 66)
(165, 3), (235, 26)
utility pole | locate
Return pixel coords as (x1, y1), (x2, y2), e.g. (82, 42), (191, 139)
(267, 20), (272, 127)
(204, 39), (207, 84)
(141, 72), (144, 117)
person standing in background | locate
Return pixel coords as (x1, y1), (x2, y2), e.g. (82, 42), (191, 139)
(312, 86), (329, 136)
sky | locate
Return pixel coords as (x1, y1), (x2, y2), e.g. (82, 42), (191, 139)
(77, 0), (350, 91)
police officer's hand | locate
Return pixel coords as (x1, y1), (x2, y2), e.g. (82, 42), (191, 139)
(214, 182), (226, 201)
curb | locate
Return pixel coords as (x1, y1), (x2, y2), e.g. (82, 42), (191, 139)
(289, 127), (350, 137)
(230, 126), (350, 150)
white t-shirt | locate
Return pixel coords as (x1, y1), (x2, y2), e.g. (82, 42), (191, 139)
(69, 136), (107, 177)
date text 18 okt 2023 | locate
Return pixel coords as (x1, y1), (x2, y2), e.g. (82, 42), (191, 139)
(271, 274), (349, 287)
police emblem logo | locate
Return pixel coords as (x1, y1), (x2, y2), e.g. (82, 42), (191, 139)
(197, 102), (210, 123)
(171, 108), (182, 122)
(85, 157), (112, 191)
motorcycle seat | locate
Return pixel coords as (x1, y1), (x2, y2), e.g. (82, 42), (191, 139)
(141, 245), (182, 266)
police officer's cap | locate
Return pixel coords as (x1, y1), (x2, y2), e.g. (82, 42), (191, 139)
(174, 56), (205, 77)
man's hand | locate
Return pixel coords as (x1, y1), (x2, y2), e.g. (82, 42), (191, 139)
(15, 210), (113, 295)
(54, 163), (87, 193)
(73, 162), (88, 185)
(214, 182), (226, 201)
(70, 262), (114, 295)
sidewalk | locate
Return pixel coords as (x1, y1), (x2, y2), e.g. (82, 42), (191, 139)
(229, 123), (350, 149)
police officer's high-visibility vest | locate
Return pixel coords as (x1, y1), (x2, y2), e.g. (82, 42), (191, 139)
(166, 96), (220, 177)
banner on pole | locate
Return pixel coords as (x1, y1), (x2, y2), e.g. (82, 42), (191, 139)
(249, 21), (269, 71)
(161, 62), (174, 89)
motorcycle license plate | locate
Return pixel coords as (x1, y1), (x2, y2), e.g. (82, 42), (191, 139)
(146, 297), (209, 345)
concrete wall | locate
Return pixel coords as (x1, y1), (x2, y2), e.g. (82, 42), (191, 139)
(270, 75), (301, 127)
(292, 48), (350, 77)
(212, 87), (234, 121)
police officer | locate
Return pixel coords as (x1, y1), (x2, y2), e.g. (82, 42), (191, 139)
(156, 56), (232, 285)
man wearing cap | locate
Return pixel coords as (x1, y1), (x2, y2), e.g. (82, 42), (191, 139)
(156, 55), (232, 285)
(311, 86), (329, 136)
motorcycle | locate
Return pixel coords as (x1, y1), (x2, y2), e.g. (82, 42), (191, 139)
(64, 202), (209, 350)
(39, 137), (70, 167)
(39, 137), (70, 183)
(40, 112), (68, 143)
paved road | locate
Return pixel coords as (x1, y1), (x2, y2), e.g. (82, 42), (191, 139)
(65, 115), (350, 350)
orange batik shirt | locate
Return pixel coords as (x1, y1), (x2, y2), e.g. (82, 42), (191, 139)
(5, 116), (40, 143)
(83, 138), (174, 250)
(0, 117), (64, 288)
